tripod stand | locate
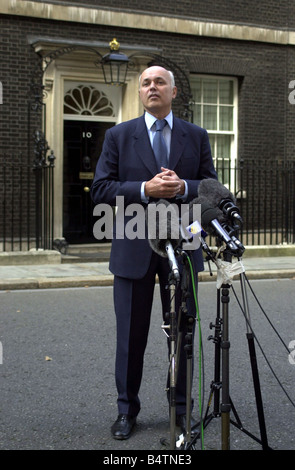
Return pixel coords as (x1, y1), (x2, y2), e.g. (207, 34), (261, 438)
(162, 250), (198, 450)
(191, 246), (271, 450)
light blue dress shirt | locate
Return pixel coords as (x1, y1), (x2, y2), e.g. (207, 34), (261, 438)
(141, 111), (188, 202)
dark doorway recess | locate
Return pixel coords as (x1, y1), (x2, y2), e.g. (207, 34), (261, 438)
(63, 120), (114, 243)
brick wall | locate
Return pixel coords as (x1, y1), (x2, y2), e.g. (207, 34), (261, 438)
(31, 0), (294, 28)
(1, 12), (294, 160)
(1, 3), (295, 248)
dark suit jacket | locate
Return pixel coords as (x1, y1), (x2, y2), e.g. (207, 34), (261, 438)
(91, 114), (217, 279)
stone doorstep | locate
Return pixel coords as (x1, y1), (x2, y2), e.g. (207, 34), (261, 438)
(0, 244), (295, 266)
(0, 250), (62, 266)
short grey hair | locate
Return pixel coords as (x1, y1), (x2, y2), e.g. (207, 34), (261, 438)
(168, 71), (176, 87)
(139, 68), (175, 89)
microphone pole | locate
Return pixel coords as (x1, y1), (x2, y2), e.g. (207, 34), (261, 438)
(146, 200), (180, 449)
(162, 261), (178, 450)
(165, 241), (180, 282)
(220, 252), (231, 450)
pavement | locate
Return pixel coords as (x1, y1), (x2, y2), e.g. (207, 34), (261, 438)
(0, 247), (294, 452)
(0, 246), (294, 290)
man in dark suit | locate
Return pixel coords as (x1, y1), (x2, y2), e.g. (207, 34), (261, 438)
(91, 65), (217, 440)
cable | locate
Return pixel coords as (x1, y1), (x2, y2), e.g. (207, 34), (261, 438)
(231, 280), (295, 409)
(184, 252), (205, 450)
(245, 274), (291, 355)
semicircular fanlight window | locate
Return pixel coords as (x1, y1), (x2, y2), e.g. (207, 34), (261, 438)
(64, 84), (114, 116)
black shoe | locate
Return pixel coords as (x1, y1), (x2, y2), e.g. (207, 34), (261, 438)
(111, 414), (136, 440)
(176, 414), (199, 436)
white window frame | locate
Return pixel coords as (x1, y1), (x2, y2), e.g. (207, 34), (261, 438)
(63, 80), (121, 122)
(190, 74), (238, 190)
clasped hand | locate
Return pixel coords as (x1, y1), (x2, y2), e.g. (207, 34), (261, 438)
(145, 167), (185, 199)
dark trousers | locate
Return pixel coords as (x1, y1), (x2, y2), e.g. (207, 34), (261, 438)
(113, 251), (197, 418)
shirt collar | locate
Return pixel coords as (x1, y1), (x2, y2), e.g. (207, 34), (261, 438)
(145, 110), (173, 130)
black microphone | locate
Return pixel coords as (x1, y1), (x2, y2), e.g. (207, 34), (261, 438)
(146, 199), (182, 280)
(191, 197), (241, 255)
(198, 178), (243, 227)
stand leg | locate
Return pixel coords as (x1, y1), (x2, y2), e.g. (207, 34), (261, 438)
(169, 282), (177, 450)
(212, 289), (222, 416)
(185, 356), (192, 443)
(184, 316), (195, 444)
(247, 332), (269, 450)
(221, 285), (231, 450)
(240, 273), (269, 450)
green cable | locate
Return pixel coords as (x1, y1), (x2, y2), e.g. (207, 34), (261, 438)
(185, 253), (205, 449)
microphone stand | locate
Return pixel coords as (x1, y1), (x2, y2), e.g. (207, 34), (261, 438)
(197, 244), (232, 449)
(176, 250), (196, 448)
(161, 249), (196, 450)
(164, 269), (178, 450)
(190, 235), (271, 450)
(219, 248), (231, 450)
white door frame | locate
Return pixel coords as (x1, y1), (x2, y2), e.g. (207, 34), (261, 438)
(43, 56), (143, 241)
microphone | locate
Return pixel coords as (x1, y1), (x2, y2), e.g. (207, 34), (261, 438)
(198, 178), (243, 227)
(165, 241), (180, 281)
(190, 197), (242, 255)
(146, 199), (182, 280)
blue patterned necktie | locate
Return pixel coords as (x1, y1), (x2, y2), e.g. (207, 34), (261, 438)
(153, 119), (168, 170)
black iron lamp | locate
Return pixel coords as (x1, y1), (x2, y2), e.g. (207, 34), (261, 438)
(100, 38), (130, 86)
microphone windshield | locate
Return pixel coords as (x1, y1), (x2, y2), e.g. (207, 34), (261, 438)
(198, 178), (236, 206)
(189, 196), (224, 228)
(195, 198), (223, 234)
(197, 178), (243, 226)
(146, 199), (181, 257)
(201, 201), (222, 231)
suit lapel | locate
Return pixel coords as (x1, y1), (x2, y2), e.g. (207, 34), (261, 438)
(133, 116), (159, 176)
(132, 115), (187, 175)
(169, 117), (187, 170)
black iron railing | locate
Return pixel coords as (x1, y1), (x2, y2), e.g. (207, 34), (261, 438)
(212, 158), (295, 246)
(0, 157), (294, 251)
(1, 142), (55, 252)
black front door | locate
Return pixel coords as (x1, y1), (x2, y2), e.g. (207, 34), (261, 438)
(63, 120), (114, 243)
